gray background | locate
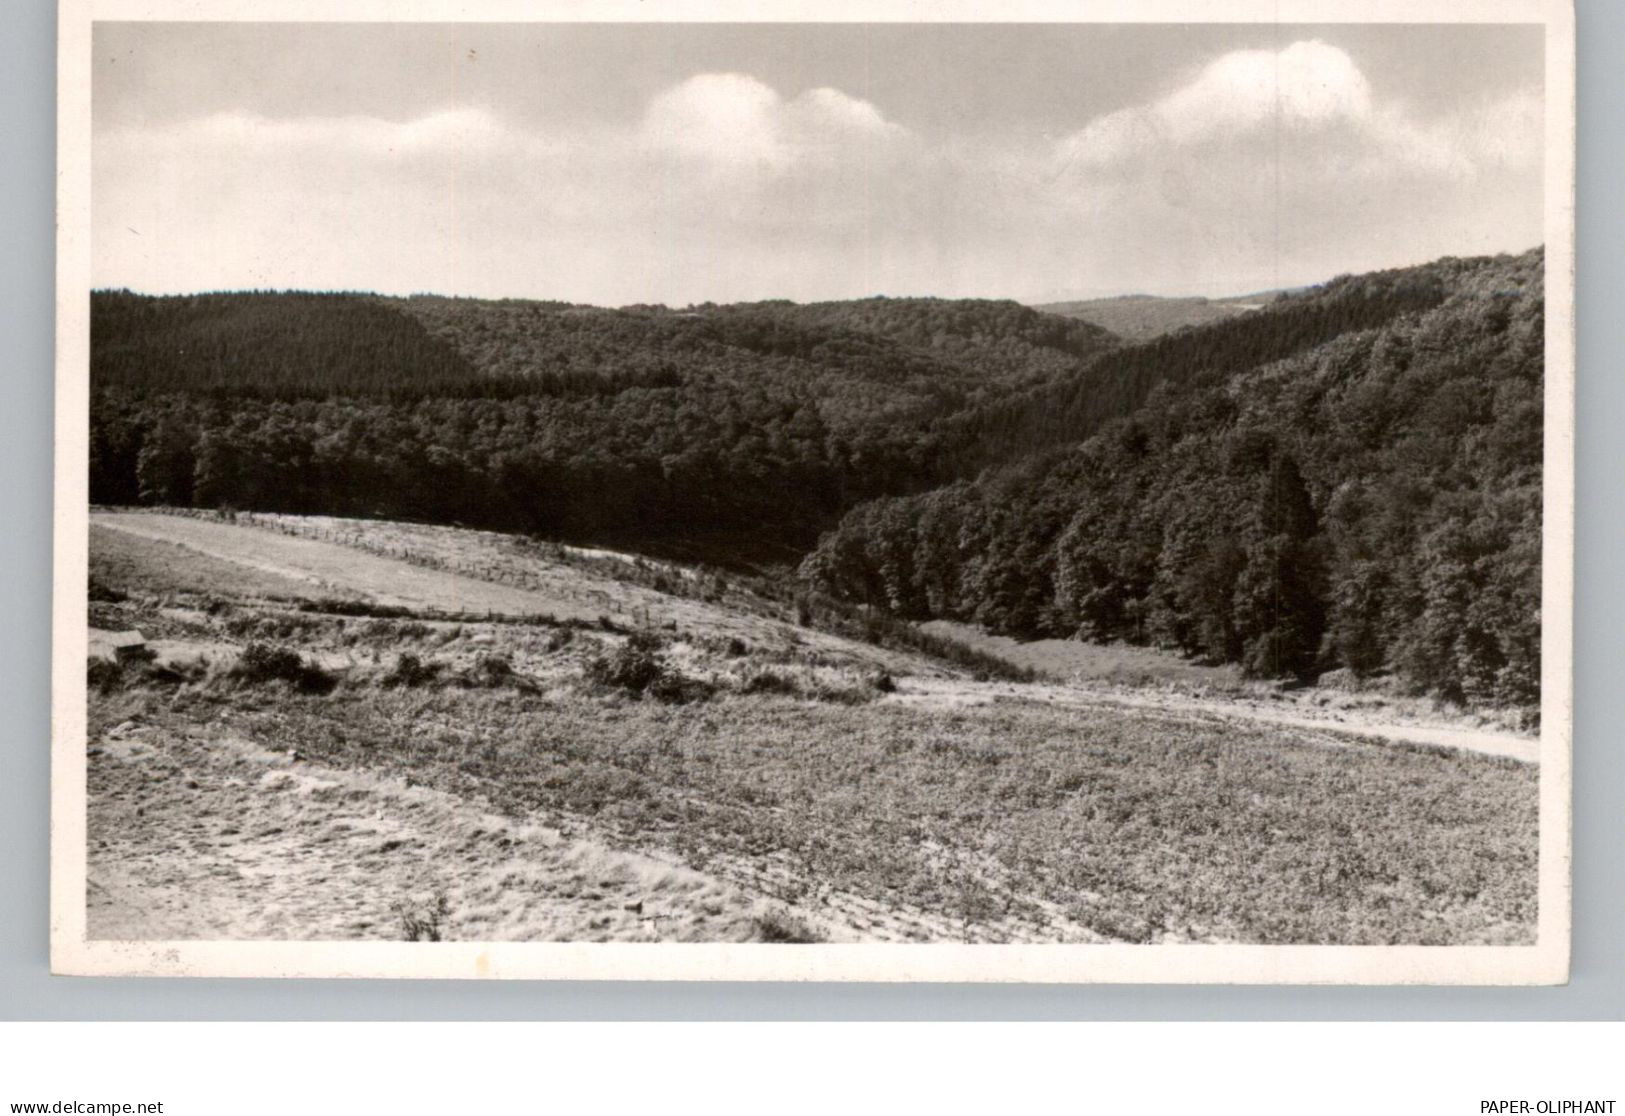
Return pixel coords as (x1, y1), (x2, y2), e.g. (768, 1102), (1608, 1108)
(3, 2), (1618, 1020)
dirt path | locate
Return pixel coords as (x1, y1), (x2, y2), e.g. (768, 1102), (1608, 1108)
(916, 620), (1539, 764)
(893, 677), (1540, 764)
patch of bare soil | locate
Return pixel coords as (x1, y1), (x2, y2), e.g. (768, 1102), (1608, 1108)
(87, 716), (771, 942)
(87, 708), (1109, 944)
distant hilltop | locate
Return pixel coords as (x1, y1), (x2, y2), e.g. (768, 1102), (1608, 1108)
(1035, 290), (1294, 343)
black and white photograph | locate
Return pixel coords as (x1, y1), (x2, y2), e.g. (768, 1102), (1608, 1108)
(51, 0), (1574, 982)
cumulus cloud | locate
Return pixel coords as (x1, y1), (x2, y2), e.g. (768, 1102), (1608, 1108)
(1057, 40), (1538, 181)
(1037, 41), (1543, 295)
(638, 73), (904, 172)
(1062, 40), (1374, 167)
(92, 54), (1544, 305)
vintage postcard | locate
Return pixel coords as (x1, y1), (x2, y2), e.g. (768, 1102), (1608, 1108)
(52, 0), (1575, 982)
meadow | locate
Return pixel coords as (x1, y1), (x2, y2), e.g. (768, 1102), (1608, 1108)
(85, 509), (1540, 944)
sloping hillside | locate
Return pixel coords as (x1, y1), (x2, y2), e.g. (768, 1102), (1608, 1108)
(947, 261), (1456, 475)
(804, 249), (1544, 712)
(85, 509), (1538, 944)
(722, 297), (1118, 391)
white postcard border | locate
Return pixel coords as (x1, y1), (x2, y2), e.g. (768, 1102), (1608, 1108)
(51, 0), (1576, 983)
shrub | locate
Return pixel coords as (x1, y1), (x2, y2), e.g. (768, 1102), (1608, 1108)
(87, 657), (123, 693)
(585, 633), (666, 695)
(471, 653), (513, 683)
(393, 892), (451, 942)
(383, 652), (441, 689)
(88, 578), (127, 603)
(870, 670), (898, 694)
(753, 906), (825, 943)
(583, 632), (712, 703)
(741, 669), (801, 697)
(461, 653), (534, 692)
(229, 642), (336, 694)
(648, 671), (715, 705)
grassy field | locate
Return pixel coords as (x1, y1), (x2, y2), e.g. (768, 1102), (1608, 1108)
(84, 510), (1540, 944)
(919, 620), (1242, 688)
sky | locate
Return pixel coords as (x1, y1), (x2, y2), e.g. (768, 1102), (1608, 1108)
(91, 23), (1545, 305)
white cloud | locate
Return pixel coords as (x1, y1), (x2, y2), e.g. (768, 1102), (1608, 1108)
(1062, 40), (1375, 167)
(1057, 40), (1539, 183)
(1027, 41), (1543, 296)
(639, 73), (908, 175)
(92, 58), (1543, 305)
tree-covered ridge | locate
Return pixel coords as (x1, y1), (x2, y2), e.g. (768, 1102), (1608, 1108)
(715, 296), (1119, 390)
(802, 248), (1544, 711)
(389, 295), (1003, 424)
(90, 290), (477, 399)
(90, 291), (1117, 559)
(945, 262), (1455, 474)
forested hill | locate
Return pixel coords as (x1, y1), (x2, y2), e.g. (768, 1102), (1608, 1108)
(713, 297), (1118, 390)
(944, 261), (1455, 476)
(91, 290), (477, 397)
(803, 248), (1544, 711)
(88, 248), (1540, 617)
(89, 290), (1114, 561)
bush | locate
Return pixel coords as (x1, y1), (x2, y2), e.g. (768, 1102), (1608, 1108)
(585, 633), (666, 695)
(753, 906), (825, 943)
(229, 642), (336, 694)
(584, 632), (712, 703)
(87, 657), (123, 694)
(88, 578), (127, 603)
(460, 653), (534, 692)
(741, 669), (801, 697)
(383, 652), (441, 689)
(648, 672), (715, 705)
(393, 892), (450, 942)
